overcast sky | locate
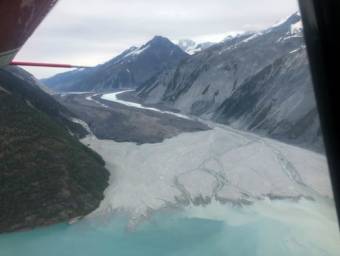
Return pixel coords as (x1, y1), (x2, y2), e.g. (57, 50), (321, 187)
(16, 0), (298, 78)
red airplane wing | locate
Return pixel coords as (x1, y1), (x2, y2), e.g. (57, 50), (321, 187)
(0, 0), (58, 67)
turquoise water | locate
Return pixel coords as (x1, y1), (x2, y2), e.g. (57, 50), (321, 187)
(0, 200), (339, 256)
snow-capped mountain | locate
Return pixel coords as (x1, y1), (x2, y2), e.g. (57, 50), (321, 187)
(137, 12), (323, 152)
(43, 36), (188, 92)
(178, 39), (214, 55)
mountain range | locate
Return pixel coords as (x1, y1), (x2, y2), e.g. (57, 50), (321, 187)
(43, 36), (188, 92)
(43, 12), (323, 152)
(137, 12), (323, 152)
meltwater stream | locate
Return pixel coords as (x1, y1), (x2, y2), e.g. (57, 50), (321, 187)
(0, 199), (339, 256)
(100, 90), (190, 119)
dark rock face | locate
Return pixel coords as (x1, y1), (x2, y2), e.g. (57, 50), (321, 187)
(0, 67), (109, 233)
(43, 36), (188, 92)
(1, 67), (88, 138)
(213, 51), (323, 151)
(137, 13), (324, 152)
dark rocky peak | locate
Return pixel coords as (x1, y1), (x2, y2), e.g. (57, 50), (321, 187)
(265, 11), (302, 33)
(147, 35), (175, 47)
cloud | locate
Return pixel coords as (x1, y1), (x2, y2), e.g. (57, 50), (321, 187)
(16, 0), (298, 78)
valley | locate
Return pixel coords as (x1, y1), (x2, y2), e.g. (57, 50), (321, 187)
(1, 88), (339, 256)
(1, 8), (339, 256)
(54, 91), (209, 144)
(74, 90), (333, 221)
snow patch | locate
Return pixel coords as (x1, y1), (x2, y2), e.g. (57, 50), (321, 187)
(223, 31), (248, 42)
(271, 11), (300, 30)
(241, 32), (263, 43)
(124, 45), (150, 57)
(291, 20), (303, 34)
(0, 85), (11, 94)
(70, 117), (93, 136)
(289, 48), (301, 54)
(178, 39), (215, 55)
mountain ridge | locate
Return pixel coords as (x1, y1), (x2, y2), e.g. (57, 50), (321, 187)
(43, 36), (188, 92)
(136, 12), (323, 152)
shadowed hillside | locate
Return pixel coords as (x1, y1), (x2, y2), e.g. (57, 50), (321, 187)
(0, 67), (109, 233)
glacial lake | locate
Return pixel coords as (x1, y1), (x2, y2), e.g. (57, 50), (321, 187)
(0, 199), (339, 256)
